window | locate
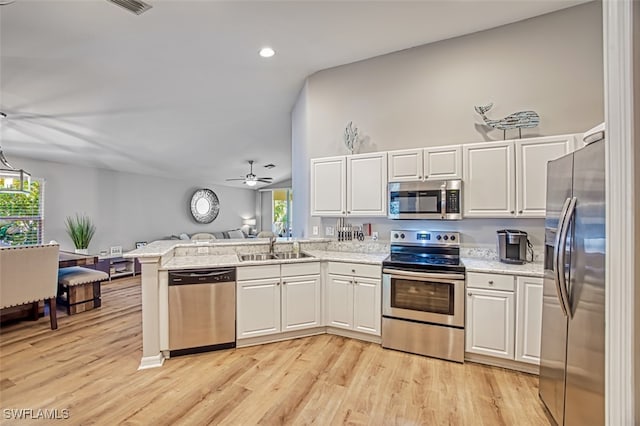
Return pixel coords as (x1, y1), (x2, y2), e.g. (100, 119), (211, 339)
(272, 189), (292, 237)
(0, 180), (44, 246)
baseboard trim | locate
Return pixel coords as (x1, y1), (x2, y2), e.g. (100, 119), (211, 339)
(465, 352), (539, 375)
(138, 353), (165, 370)
(326, 327), (381, 344)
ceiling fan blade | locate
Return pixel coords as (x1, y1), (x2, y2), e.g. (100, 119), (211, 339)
(225, 178), (246, 181)
(257, 179), (273, 183)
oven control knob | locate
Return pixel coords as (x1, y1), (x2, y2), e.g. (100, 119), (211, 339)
(436, 235), (442, 240)
(400, 233), (405, 239)
(394, 233), (399, 239)
(443, 235), (449, 241)
(450, 235), (456, 241)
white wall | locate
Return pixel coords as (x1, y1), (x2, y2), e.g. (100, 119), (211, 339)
(293, 2), (603, 248)
(12, 156), (256, 253)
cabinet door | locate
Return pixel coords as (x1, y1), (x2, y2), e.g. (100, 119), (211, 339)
(326, 274), (354, 330)
(463, 141), (516, 217)
(281, 275), (321, 331)
(353, 277), (381, 336)
(466, 288), (515, 359)
(516, 136), (572, 217)
(310, 156), (346, 216)
(388, 149), (423, 182)
(237, 278), (281, 338)
(347, 153), (388, 216)
(515, 276), (544, 364)
(424, 145), (462, 180)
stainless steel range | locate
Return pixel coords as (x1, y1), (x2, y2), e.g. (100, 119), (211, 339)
(382, 230), (465, 363)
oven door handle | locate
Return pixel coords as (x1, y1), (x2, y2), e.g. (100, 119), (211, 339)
(383, 268), (465, 281)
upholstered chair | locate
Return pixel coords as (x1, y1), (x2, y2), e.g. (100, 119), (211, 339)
(256, 231), (276, 238)
(0, 244), (60, 329)
(191, 233), (216, 241)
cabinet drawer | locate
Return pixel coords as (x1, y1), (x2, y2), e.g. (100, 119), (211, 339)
(327, 262), (381, 279)
(281, 262), (321, 277)
(467, 272), (514, 291)
(237, 264), (280, 281)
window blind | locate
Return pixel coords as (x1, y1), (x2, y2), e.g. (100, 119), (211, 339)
(0, 180), (44, 246)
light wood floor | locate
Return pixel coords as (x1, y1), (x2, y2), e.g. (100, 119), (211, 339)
(0, 276), (550, 425)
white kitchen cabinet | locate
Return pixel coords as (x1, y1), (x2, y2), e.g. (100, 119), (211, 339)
(466, 287), (515, 360)
(353, 277), (381, 335)
(281, 274), (321, 331)
(388, 149), (423, 182)
(310, 156), (346, 216)
(237, 277), (281, 338)
(424, 145), (462, 180)
(515, 276), (544, 364)
(326, 274), (354, 329)
(464, 135), (574, 218)
(515, 135), (572, 217)
(238, 263), (321, 339)
(387, 145), (462, 182)
(463, 141), (516, 217)
(326, 262), (381, 336)
(346, 152), (387, 216)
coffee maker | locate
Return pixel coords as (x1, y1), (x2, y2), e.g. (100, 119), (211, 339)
(497, 229), (531, 264)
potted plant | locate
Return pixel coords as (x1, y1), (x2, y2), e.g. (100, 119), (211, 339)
(65, 214), (96, 255)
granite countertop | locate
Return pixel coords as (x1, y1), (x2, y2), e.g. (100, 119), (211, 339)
(126, 238), (333, 259)
(461, 257), (544, 278)
(160, 250), (388, 270)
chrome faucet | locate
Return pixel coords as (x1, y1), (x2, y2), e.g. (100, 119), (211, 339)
(269, 236), (276, 255)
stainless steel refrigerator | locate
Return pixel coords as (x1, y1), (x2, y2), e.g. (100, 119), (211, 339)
(539, 136), (605, 425)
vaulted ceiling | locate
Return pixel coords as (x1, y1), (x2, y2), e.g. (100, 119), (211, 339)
(0, 0), (587, 187)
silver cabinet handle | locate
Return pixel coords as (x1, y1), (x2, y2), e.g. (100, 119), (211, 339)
(468, 292), (472, 296)
(510, 210), (515, 214)
(351, 269), (356, 273)
(519, 210), (523, 214)
(282, 282), (286, 285)
(488, 280), (494, 285)
(418, 175), (421, 179)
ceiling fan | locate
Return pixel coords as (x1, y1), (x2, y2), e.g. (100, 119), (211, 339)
(0, 0), (152, 14)
(226, 160), (273, 187)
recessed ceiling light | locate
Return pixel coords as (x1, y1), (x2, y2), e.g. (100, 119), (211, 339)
(259, 47), (275, 58)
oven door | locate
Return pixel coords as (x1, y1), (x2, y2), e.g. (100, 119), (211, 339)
(382, 268), (465, 327)
(388, 183), (443, 219)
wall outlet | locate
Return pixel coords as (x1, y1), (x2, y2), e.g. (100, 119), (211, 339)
(325, 226), (334, 236)
(197, 246), (208, 255)
(312, 226), (319, 235)
(372, 231), (379, 240)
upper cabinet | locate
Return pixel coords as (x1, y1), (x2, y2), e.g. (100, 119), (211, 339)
(388, 145), (462, 182)
(347, 153), (387, 216)
(310, 156), (346, 216)
(463, 134), (575, 218)
(311, 152), (387, 217)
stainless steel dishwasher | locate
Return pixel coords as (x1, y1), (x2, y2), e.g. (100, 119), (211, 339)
(168, 268), (236, 356)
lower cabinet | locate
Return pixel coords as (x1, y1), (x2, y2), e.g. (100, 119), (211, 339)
(466, 272), (543, 366)
(466, 288), (515, 359)
(326, 262), (381, 336)
(515, 276), (544, 364)
(237, 263), (321, 339)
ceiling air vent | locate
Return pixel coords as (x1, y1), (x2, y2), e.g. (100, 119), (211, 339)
(107, 0), (152, 15)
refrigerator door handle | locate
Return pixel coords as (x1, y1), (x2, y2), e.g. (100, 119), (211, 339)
(558, 197), (577, 318)
(553, 197), (572, 317)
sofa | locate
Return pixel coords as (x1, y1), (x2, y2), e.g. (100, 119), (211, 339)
(166, 229), (248, 241)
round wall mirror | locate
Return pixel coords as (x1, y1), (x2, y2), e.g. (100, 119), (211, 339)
(190, 188), (220, 223)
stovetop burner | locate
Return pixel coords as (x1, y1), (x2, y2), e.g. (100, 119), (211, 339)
(383, 229), (465, 274)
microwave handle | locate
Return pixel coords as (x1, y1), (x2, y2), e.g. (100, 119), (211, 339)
(440, 184), (447, 219)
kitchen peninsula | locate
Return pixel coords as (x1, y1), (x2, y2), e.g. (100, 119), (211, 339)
(126, 238), (389, 370)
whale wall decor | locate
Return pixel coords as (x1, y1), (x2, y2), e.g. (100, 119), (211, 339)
(474, 103), (540, 139)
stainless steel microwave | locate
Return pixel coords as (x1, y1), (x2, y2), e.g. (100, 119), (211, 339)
(388, 180), (462, 220)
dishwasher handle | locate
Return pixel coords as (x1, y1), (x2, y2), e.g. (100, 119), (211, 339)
(169, 268), (236, 285)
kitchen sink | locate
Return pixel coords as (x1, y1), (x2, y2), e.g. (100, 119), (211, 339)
(238, 253), (278, 262)
(275, 252), (313, 260)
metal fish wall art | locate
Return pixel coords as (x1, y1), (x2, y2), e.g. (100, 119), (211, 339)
(474, 103), (540, 139)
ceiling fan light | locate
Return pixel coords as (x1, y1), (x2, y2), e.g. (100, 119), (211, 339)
(245, 180), (258, 187)
(0, 149), (31, 194)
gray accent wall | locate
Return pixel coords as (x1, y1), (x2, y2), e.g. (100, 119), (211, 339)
(292, 2), (604, 247)
(12, 156), (256, 254)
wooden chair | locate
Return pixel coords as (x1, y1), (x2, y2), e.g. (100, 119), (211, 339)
(0, 244), (60, 330)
